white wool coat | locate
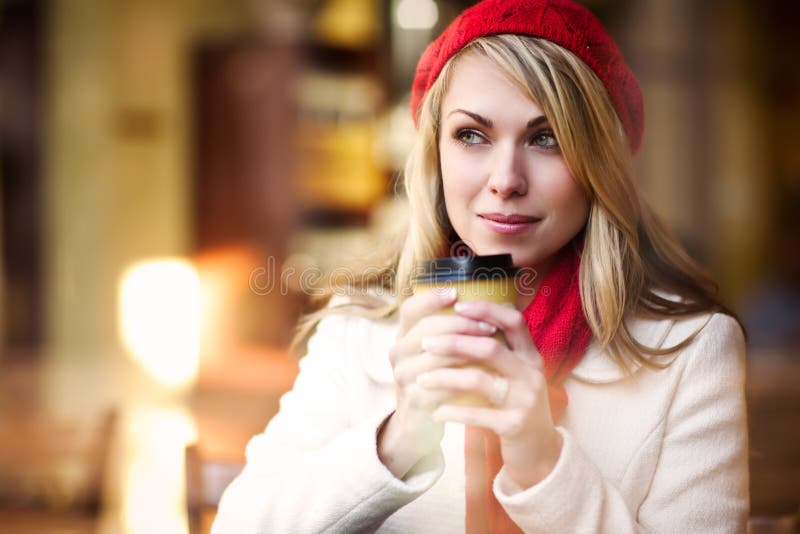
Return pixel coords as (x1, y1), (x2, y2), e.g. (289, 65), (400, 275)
(212, 301), (749, 533)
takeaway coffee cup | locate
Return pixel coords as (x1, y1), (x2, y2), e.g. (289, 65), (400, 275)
(413, 254), (518, 406)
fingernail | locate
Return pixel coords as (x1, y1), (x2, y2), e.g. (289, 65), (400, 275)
(420, 336), (433, 351)
(454, 301), (470, 313)
(435, 287), (457, 300)
(478, 321), (496, 333)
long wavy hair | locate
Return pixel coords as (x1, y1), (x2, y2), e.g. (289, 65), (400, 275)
(292, 35), (734, 371)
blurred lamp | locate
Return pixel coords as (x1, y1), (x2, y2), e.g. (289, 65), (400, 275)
(123, 407), (198, 534)
(396, 0), (438, 30)
(119, 259), (200, 389)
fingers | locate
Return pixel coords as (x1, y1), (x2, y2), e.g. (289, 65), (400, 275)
(391, 313), (498, 413)
(422, 366), (548, 438)
(417, 365), (498, 402)
(395, 313), (496, 358)
(432, 403), (524, 437)
(390, 292), (504, 420)
(392, 353), (463, 415)
(397, 288), (458, 334)
(392, 352), (464, 386)
(420, 334), (517, 376)
(453, 300), (542, 362)
(402, 379), (455, 411)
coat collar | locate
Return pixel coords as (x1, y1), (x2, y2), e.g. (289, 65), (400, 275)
(570, 314), (676, 384)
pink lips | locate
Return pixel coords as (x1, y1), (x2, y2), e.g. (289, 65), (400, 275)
(479, 213), (540, 235)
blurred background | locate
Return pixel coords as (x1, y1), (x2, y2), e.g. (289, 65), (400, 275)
(1, 0), (798, 532)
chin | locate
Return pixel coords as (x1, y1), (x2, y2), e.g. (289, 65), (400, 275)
(468, 242), (513, 258)
(505, 243), (555, 268)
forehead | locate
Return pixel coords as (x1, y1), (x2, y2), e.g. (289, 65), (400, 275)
(441, 52), (543, 120)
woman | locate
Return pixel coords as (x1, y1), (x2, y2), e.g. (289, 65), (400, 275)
(213, 0), (748, 532)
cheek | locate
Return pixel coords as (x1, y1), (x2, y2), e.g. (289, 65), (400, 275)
(440, 142), (471, 181)
(565, 192), (590, 231)
(544, 167), (589, 220)
(441, 174), (467, 228)
(440, 144), (480, 220)
(559, 182), (589, 218)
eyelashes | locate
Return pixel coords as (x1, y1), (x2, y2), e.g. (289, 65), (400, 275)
(530, 130), (559, 149)
(452, 128), (560, 150)
(454, 129), (485, 146)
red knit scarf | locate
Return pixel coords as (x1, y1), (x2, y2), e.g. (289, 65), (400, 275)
(464, 242), (592, 533)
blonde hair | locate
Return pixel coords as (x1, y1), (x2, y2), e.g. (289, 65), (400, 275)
(292, 35), (732, 370)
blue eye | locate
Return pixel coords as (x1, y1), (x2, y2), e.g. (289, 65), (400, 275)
(455, 129), (485, 146)
(531, 130), (559, 149)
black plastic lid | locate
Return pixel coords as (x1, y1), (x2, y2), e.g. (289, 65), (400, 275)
(414, 254), (519, 284)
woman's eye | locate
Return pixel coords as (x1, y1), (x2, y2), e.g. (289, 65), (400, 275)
(455, 129), (485, 146)
(531, 131), (559, 149)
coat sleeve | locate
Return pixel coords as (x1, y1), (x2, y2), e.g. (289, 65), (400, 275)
(493, 313), (749, 533)
(211, 312), (443, 534)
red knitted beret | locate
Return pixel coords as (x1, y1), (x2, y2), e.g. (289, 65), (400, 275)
(410, 0), (644, 152)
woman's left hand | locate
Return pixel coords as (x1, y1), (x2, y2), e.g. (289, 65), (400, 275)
(417, 299), (563, 488)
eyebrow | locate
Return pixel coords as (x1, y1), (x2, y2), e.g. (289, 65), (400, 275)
(446, 109), (549, 129)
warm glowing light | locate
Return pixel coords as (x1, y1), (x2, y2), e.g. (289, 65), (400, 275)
(122, 408), (198, 534)
(119, 259), (200, 388)
(314, 0), (379, 48)
(396, 0), (438, 30)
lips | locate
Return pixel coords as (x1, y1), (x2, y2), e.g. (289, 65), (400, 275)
(479, 213), (541, 235)
(479, 213), (540, 224)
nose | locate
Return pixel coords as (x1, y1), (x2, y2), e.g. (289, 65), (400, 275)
(487, 143), (527, 198)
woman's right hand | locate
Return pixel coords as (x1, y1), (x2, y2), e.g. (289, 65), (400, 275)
(377, 287), (498, 479)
